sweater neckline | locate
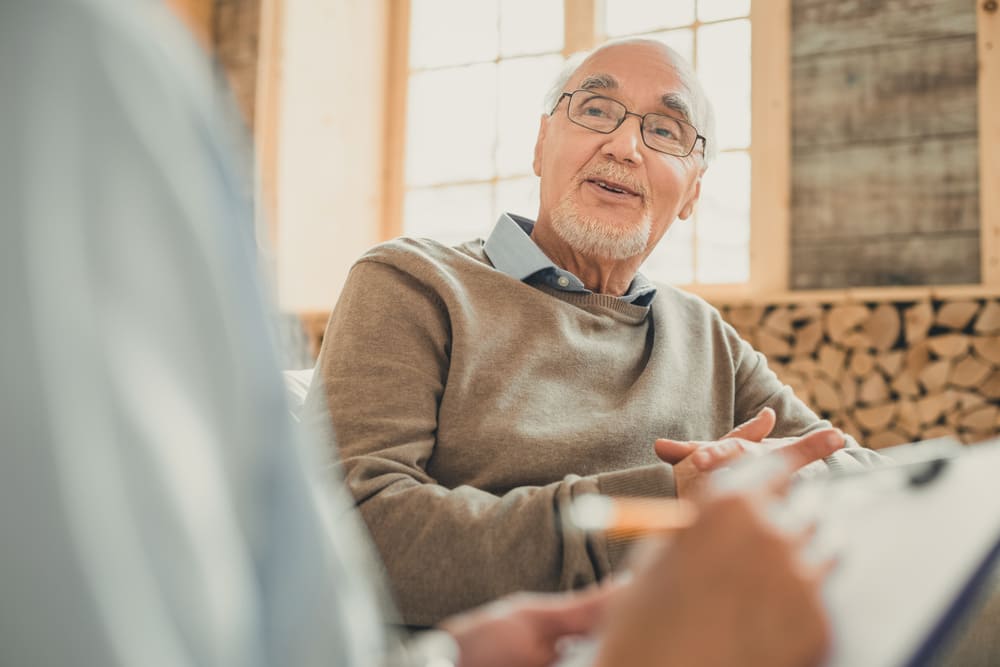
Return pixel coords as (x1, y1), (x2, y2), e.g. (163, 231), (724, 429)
(535, 285), (651, 324)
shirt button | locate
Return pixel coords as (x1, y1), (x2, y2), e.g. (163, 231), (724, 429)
(557, 276), (570, 287)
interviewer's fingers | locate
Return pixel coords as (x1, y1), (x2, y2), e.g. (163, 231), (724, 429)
(723, 406), (776, 442)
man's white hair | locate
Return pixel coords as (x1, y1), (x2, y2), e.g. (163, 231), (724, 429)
(542, 38), (718, 164)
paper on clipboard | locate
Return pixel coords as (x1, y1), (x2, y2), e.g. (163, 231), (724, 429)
(801, 439), (1000, 667)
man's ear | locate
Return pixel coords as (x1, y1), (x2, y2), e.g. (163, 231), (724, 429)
(678, 172), (703, 220)
(532, 114), (549, 177)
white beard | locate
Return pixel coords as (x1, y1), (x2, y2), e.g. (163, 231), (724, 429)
(550, 190), (652, 260)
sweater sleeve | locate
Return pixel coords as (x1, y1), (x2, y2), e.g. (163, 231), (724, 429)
(306, 257), (676, 626)
(727, 323), (887, 473)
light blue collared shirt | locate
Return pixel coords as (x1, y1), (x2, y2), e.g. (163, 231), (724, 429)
(482, 213), (658, 306)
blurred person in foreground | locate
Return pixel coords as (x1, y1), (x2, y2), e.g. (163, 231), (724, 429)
(307, 35), (886, 625)
(0, 1), (830, 666)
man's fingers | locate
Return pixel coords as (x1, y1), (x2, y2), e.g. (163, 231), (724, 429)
(654, 438), (698, 464)
(779, 429), (845, 471)
(690, 438), (749, 471)
(723, 407), (776, 443)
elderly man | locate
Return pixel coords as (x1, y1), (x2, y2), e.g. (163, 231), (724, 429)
(308, 38), (883, 626)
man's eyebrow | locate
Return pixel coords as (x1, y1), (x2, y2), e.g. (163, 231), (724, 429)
(578, 73), (618, 91)
(661, 92), (694, 125)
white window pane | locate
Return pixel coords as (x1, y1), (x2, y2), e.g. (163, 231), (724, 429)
(495, 176), (540, 220)
(697, 151), (750, 244)
(696, 240), (749, 283)
(410, 0), (499, 69)
(642, 219), (695, 284)
(500, 0), (563, 57)
(696, 151), (750, 283)
(404, 183), (494, 245)
(604, 0), (695, 37)
(406, 64), (497, 187)
(697, 0), (750, 22)
(497, 55), (565, 177)
(646, 28), (694, 65)
(697, 19), (751, 150)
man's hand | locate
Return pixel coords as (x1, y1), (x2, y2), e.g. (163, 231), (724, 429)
(595, 479), (833, 667)
(653, 407), (845, 498)
(437, 584), (613, 667)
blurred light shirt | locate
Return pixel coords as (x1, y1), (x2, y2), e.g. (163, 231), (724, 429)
(0, 1), (390, 665)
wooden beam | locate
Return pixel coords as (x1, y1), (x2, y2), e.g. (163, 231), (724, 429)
(699, 283), (1000, 307)
(749, 0), (791, 295)
(564, 0), (600, 55)
(381, 0), (411, 240)
(979, 0), (1000, 284)
(166, 0), (214, 48)
(256, 0), (284, 248)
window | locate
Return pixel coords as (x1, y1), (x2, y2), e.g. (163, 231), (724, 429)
(403, 0), (565, 247)
(399, 0), (753, 285)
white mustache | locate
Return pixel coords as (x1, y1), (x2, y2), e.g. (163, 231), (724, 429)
(578, 163), (646, 198)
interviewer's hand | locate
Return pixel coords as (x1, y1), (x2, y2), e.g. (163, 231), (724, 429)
(438, 584), (614, 667)
(654, 407), (845, 498)
(594, 480), (833, 667)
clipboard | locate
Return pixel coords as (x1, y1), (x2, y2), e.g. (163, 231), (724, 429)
(792, 438), (1000, 667)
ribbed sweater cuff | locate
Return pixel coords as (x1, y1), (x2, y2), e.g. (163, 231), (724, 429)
(596, 464), (676, 570)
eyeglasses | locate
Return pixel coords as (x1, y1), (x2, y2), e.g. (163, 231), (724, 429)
(551, 90), (706, 158)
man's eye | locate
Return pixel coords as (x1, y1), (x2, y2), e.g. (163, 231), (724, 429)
(582, 106), (610, 117)
(651, 126), (675, 138)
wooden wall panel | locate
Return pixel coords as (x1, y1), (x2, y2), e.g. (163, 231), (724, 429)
(792, 38), (978, 147)
(790, 0), (980, 289)
(791, 232), (980, 289)
(213, 0), (262, 128)
(792, 0), (976, 57)
(791, 137), (980, 241)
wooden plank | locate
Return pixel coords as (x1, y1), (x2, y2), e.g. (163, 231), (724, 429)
(750, 0), (792, 295)
(167, 0), (214, 47)
(704, 284), (1000, 308)
(790, 233), (981, 290)
(214, 0), (263, 127)
(564, 0), (599, 54)
(981, 0), (1000, 285)
(382, 0), (411, 240)
(792, 37), (977, 149)
(791, 0), (976, 58)
(791, 137), (980, 243)
(256, 0), (284, 248)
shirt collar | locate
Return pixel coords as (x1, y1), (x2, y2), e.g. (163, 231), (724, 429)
(482, 213), (657, 306)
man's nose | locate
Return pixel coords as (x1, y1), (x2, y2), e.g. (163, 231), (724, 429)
(601, 114), (644, 165)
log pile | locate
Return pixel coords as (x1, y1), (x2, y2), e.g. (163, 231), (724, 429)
(718, 298), (1000, 449)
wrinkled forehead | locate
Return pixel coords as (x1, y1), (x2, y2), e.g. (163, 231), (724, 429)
(567, 44), (695, 123)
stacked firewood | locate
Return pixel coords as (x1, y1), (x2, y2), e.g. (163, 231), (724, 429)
(719, 299), (1000, 449)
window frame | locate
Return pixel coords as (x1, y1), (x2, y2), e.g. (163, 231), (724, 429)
(262, 0), (1000, 308)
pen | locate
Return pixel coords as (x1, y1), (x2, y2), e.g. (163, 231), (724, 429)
(569, 495), (698, 538)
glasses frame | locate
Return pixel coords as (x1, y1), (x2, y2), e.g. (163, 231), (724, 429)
(551, 90), (707, 158)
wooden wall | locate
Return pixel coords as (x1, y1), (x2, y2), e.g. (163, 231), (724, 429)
(213, 0), (262, 129)
(789, 0), (980, 289)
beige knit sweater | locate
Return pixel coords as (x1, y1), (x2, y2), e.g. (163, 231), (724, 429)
(308, 237), (882, 626)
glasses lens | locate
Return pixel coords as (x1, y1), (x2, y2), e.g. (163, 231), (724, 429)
(643, 114), (695, 156)
(568, 93), (624, 132)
